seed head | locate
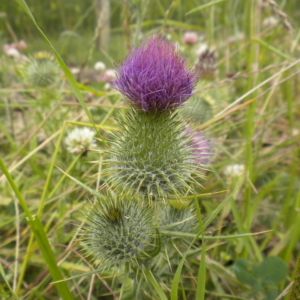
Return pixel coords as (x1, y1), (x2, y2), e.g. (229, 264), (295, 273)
(81, 196), (159, 272)
(110, 35), (198, 112)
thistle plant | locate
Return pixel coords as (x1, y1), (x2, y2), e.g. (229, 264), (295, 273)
(180, 95), (215, 124)
(81, 195), (159, 272)
(106, 36), (210, 200)
(20, 51), (60, 87)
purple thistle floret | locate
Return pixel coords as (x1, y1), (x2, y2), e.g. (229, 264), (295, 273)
(186, 129), (212, 166)
(110, 36), (198, 112)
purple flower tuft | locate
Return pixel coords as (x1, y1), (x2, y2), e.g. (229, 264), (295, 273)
(110, 36), (198, 112)
(186, 129), (212, 166)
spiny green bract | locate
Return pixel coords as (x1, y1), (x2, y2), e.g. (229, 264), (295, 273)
(81, 196), (159, 272)
(20, 52), (60, 87)
(107, 109), (200, 199)
(159, 204), (197, 236)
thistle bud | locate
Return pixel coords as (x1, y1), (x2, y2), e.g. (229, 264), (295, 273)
(106, 109), (201, 199)
(20, 52), (60, 87)
(81, 196), (159, 272)
(180, 95), (215, 124)
(159, 204), (197, 237)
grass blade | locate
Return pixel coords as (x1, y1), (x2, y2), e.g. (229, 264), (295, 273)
(171, 190), (235, 300)
(194, 196), (206, 300)
(56, 166), (105, 200)
(143, 269), (168, 300)
(186, 0), (227, 15)
(52, 268), (105, 284)
(252, 38), (295, 62)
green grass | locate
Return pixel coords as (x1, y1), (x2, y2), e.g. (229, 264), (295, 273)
(0, 0), (300, 299)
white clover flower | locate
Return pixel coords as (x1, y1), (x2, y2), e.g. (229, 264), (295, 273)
(166, 33), (172, 40)
(224, 164), (245, 177)
(65, 127), (96, 154)
(94, 61), (106, 72)
(70, 67), (80, 75)
(6, 48), (21, 58)
(182, 31), (198, 45)
(227, 32), (245, 44)
(263, 16), (279, 28)
(103, 69), (118, 81)
(292, 128), (299, 137)
(104, 82), (111, 90)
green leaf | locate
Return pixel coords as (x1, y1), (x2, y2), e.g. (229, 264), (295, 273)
(233, 259), (258, 287)
(14, 0), (108, 147)
(186, 0), (227, 15)
(257, 256), (288, 284)
(264, 289), (280, 300)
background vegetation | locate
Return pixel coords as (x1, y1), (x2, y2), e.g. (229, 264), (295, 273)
(0, 0), (300, 299)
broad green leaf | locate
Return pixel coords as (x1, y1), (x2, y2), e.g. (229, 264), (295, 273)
(257, 256), (288, 284)
(233, 259), (258, 287)
(264, 289), (280, 300)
